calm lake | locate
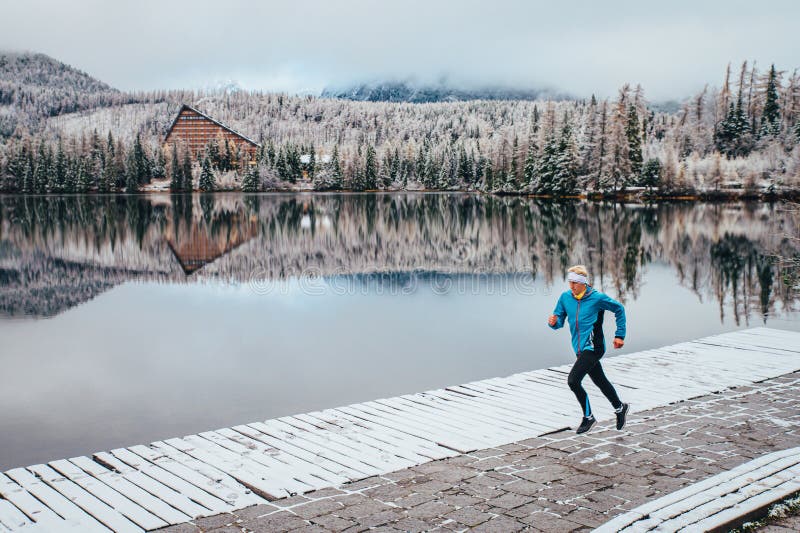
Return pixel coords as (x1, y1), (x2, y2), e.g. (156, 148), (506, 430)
(1, 192), (798, 470)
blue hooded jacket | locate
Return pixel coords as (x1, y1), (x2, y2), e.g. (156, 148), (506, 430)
(549, 285), (626, 355)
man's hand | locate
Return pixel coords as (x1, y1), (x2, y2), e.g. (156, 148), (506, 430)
(548, 314), (558, 327)
(613, 337), (625, 349)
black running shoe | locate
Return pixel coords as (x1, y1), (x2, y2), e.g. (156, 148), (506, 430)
(576, 415), (596, 434)
(615, 403), (630, 430)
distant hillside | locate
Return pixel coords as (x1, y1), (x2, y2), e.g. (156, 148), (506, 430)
(321, 80), (565, 103)
(0, 52), (154, 137)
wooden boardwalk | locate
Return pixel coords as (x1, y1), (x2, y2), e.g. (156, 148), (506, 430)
(1, 327), (799, 532)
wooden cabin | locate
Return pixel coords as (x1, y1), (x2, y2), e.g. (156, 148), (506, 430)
(164, 104), (260, 162)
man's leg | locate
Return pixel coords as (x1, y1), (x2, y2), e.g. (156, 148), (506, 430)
(567, 351), (598, 418)
(587, 361), (622, 410)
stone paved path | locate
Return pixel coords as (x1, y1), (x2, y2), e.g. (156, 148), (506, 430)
(159, 372), (800, 532)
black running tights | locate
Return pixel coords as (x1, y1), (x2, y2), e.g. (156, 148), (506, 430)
(567, 350), (622, 417)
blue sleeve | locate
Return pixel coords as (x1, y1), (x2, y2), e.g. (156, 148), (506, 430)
(598, 293), (626, 339)
(549, 295), (567, 330)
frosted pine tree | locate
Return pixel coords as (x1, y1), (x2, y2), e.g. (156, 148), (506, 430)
(199, 156), (215, 191)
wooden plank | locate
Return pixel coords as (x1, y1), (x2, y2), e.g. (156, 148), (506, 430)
(195, 431), (319, 494)
(48, 459), (167, 531)
(0, 472), (62, 525)
(291, 412), (429, 466)
(338, 403), (477, 453)
(4, 468), (109, 532)
(109, 448), (233, 514)
(275, 416), (411, 471)
(26, 464), (142, 533)
(0, 499), (31, 530)
(163, 436), (291, 501)
(213, 428), (348, 487)
(301, 410), (443, 462)
(69, 455), (191, 526)
(93, 451), (209, 519)
(237, 423), (359, 481)
(369, 398), (499, 447)
(261, 419), (386, 475)
(144, 442), (266, 508)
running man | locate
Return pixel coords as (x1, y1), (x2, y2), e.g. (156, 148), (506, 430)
(547, 265), (630, 434)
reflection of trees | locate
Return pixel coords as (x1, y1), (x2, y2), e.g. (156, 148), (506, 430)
(0, 194), (797, 321)
(711, 233), (776, 325)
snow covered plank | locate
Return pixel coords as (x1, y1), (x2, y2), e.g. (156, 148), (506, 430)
(25, 464), (141, 533)
(275, 415), (412, 472)
(69, 455), (191, 526)
(210, 428), (340, 489)
(4, 468), (110, 532)
(47, 459), (166, 531)
(162, 437), (291, 501)
(0, 500), (30, 531)
(0, 473), (62, 526)
(108, 448), (234, 515)
(291, 412), (430, 465)
(194, 431), (318, 495)
(238, 423), (361, 481)
(260, 419), (387, 475)
(143, 442), (266, 508)
(93, 451), (209, 519)
(300, 410), (435, 462)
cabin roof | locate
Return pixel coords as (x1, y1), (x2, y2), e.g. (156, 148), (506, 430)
(164, 104), (262, 148)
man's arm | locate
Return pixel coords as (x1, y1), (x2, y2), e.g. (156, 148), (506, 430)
(598, 293), (626, 345)
(548, 296), (567, 330)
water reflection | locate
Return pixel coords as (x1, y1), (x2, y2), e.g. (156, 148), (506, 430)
(0, 193), (797, 325)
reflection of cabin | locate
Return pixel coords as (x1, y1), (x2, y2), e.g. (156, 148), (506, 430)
(164, 104), (260, 162)
(165, 215), (260, 275)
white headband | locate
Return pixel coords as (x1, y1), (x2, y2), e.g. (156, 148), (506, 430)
(567, 272), (588, 284)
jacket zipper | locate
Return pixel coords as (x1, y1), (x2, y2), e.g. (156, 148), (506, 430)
(576, 298), (581, 354)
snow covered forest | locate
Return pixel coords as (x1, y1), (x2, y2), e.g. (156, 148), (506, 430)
(1, 53), (799, 196)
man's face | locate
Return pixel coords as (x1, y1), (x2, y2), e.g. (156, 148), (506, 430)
(568, 280), (586, 296)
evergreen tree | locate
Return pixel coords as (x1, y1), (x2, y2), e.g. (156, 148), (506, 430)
(51, 140), (66, 192)
(76, 157), (92, 192)
(199, 156), (215, 191)
(169, 146), (182, 191)
(241, 164), (260, 192)
(626, 104), (643, 179)
(553, 121), (579, 195)
(523, 124), (539, 190)
(329, 145), (343, 189)
(181, 150), (193, 190)
(34, 142), (49, 193)
(308, 143), (316, 180)
(760, 64), (781, 137)
(64, 157), (78, 193)
(641, 158), (661, 190)
(99, 149), (114, 192)
(535, 133), (559, 192)
(364, 144), (378, 190)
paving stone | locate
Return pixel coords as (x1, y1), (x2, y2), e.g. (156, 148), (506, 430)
(233, 504), (280, 522)
(469, 515), (526, 532)
(242, 512), (308, 531)
(291, 498), (345, 519)
(157, 524), (201, 533)
(192, 513), (236, 530)
(271, 495), (312, 508)
(308, 514), (357, 532)
(405, 500), (454, 520)
(443, 507), (494, 527)
(337, 500), (394, 519)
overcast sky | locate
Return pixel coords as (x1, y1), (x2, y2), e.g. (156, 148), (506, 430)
(1, 0), (797, 101)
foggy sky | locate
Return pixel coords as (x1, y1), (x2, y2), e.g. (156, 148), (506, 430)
(1, 0), (798, 101)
